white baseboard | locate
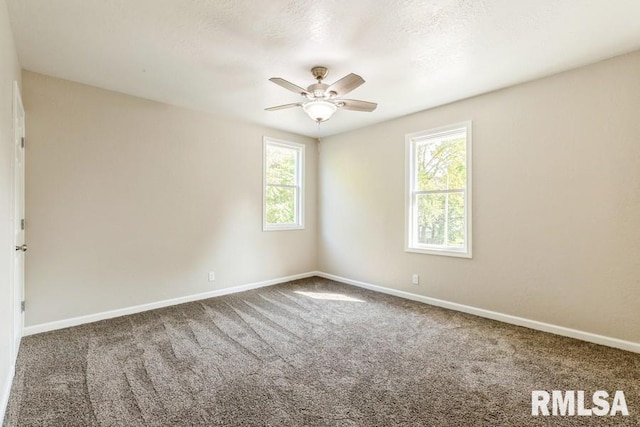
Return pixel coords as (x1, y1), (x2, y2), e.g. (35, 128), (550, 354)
(0, 362), (16, 425)
(24, 272), (316, 336)
(315, 271), (640, 354)
(22, 270), (640, 354)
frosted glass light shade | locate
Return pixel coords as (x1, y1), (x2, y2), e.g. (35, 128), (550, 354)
(302, 100), (337, 122)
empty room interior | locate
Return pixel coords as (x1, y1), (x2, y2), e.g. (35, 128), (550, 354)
(1, 1), (640, 426)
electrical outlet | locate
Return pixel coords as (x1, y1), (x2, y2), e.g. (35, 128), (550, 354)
(208, 271), (216, 282)
(412, 274), (419, 285)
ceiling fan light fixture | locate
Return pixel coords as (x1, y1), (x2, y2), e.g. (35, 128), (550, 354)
(302, 100), (337, 122)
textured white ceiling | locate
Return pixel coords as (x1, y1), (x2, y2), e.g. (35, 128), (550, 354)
(7, 0), (640, 138)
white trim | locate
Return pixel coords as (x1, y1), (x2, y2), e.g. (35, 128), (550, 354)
(262, 137), (305, 231)
(9, 81), (25, 364)
(0, 362), (15, 425)
(4, 82), (25, 425)
(24, 272), (316, 336)
(405, 121), (472, 258)
(315, 271), (640, 354)
(22, 270), (640, 352)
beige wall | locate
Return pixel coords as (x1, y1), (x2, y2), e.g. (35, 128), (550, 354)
(19, 48), (640, 345)
(0, 0), (21, 414)
(318, 50), (640, 343)
(23, 71), (317, 326)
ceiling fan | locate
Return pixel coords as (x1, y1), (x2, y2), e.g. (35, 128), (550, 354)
(265, 66), (377, 123)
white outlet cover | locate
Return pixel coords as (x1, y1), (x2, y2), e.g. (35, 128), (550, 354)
(208, 272), (216, 282)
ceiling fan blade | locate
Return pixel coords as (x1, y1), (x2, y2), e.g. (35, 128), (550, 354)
(269, 78), (310, 96)
(326, 73), (365, 96)
(265, 103), (302, 111)
(339, 99), (377, 112)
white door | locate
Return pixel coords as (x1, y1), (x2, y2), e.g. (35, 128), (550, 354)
(11, 81), (25, 361)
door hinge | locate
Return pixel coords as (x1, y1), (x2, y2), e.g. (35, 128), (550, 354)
(21, 218), (25, 230)
(21, 301), (25, 312)
(21, 137), (25, 148)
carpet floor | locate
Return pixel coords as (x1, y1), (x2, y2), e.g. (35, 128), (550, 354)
(4, 277), (640, 426)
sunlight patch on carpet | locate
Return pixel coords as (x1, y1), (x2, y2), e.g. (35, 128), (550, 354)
(293, 291), (364, 302)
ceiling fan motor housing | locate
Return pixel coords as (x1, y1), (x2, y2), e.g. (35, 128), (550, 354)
(306, 83), (333, 99)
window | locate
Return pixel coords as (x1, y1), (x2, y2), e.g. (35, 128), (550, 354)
(263, 137), (305, 230)
(406, 121), (472, 258)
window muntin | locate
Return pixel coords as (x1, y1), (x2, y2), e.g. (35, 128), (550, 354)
(406, 122), (472, 257)
(263, 138), (304, 230)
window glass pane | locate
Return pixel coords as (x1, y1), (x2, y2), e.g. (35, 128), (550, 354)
(416, 193), (445, 245)
(416, 192), (465, 247)
(266, 145), (297, 185)
(446, 192), (465, 246)
(416, 134), (466, 191)
(266, 186), (296, 224)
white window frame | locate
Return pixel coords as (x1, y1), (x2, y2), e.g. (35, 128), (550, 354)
(263, 137), (305, 231)
(405, 121), (472, 258)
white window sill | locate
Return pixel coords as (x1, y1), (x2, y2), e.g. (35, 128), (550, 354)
(263, 225), (305, 231)
(405, 246), (472, 259)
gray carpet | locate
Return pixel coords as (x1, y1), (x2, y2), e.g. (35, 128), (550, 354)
(4, 277), (640, 426)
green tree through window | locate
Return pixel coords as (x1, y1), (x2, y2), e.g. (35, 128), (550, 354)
(416, 136), (466, 246)
(407, 123), (471, 257)
(263, 138), (304, 230)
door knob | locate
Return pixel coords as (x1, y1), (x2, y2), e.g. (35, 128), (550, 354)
(15, 244), (27, 252)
